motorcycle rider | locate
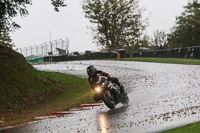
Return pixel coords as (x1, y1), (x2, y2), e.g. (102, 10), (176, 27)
(87, 65), (126, 101)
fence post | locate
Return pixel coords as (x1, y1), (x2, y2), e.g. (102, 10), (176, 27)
(54, 40), (58, 55)
(40, 44), (43, 56)
(49, 41), (53, 62)
(60, 39), (64, 50)
(35, 45), (38, 57)
(30, 46), (32, 57)
(66, 37), (69, 55)
(25, 47), (27, 58)
(44, 42), (48, 56)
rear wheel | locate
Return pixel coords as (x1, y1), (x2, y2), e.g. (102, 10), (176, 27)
(103, 91), (116, 109)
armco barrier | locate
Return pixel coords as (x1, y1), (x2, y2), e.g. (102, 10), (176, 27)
(133, 46), (200, 59)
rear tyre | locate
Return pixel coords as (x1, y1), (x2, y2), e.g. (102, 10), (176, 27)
(103, 91), (116, 109)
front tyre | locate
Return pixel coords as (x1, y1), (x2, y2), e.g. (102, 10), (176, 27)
(103, 91), (116, 109)
(93, 93), (103, 101)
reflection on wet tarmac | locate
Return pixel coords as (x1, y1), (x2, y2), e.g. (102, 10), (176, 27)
(98, 113), (110, 133)
(106, 104), (129, 115)
(98, 105), (129, 133)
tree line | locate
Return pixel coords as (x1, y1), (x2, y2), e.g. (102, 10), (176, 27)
(151, 0), (200, 50)
(0, 0), (200, 55)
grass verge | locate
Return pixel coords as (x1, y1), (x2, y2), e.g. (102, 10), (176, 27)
(0, 71), (95, 129)
(110, 57), (200, 65)
(162, 122), (200, 133)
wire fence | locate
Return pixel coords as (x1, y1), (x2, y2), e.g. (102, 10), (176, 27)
(18, 38), (69, 58)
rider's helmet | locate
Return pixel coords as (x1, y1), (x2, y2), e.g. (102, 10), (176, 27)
(87, 65), (97, 77)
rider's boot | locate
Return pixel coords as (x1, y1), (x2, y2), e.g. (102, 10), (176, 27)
(119, 83), (126, 95)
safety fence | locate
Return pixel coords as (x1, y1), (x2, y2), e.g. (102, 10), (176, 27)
(18, 38), (69, 58)
(133, 46), (200, 59)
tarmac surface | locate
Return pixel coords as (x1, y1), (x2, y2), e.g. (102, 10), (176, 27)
(1, 60), (200, 133)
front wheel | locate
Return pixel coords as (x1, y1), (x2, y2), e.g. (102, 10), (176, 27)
(103, 91), (116, 109)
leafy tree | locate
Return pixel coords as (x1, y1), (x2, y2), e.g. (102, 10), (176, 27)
(0, 0), (31, 33)
(151, 30), (168, 50)
(0, 0), (66, 47)
(168, 0), (200, 48)
(131, 34), (150, 51)
(51, 0), (66, 12)
(82, 0), (146, 54)
(0, 26), (14, 48)
(140, 34), (150, 48)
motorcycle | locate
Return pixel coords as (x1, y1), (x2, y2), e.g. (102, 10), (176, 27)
(94, 75), (129, 109)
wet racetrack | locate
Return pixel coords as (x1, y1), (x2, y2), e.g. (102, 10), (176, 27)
(1, 60), (200, 133)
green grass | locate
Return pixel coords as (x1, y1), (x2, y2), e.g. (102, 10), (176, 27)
(0, 46), (57, 111)
(0, 46), (95, 128)
(38, 71), (94, 111)
(0, 71), (95, 128)
(110, 57), (200, 65)
(162, 122), (200, 133)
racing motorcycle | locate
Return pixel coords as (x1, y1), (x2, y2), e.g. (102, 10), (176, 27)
(94, 75), (129, 109)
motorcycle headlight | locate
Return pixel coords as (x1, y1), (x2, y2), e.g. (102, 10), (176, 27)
(95, 87), (101, 92)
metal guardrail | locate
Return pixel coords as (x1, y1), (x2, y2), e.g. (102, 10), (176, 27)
(18, 37), (69, 58)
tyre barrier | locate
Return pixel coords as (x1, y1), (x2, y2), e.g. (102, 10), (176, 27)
(133, 46), (200, 59)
